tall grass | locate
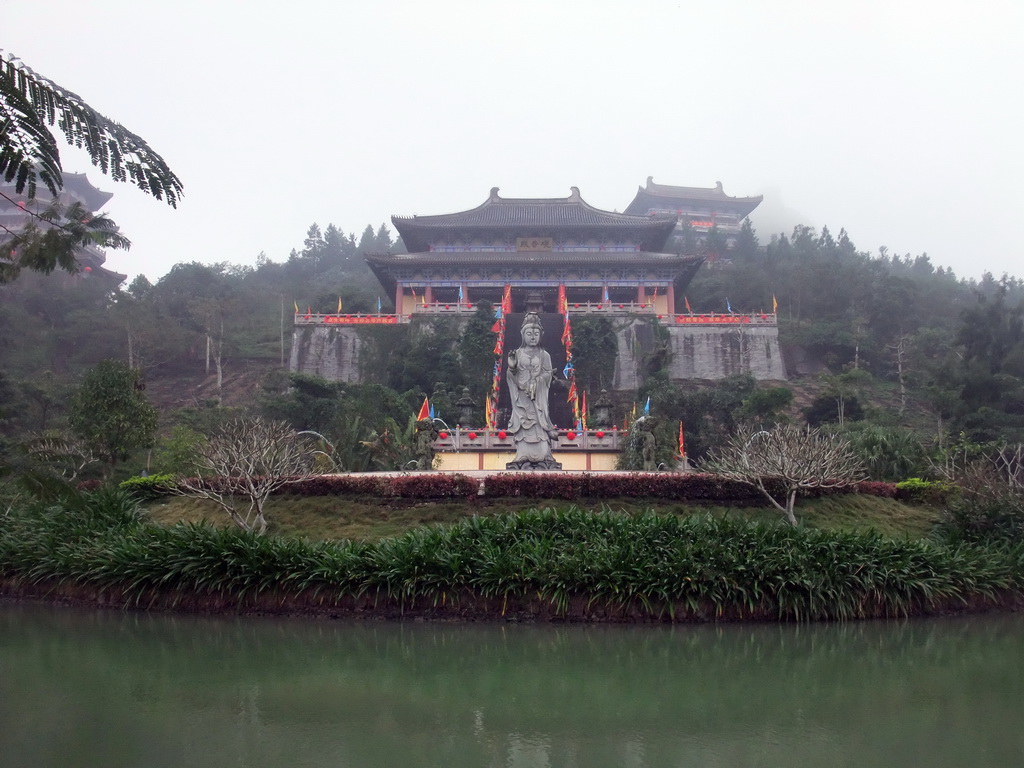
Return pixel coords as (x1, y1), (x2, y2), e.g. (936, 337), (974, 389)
(2, 491), (1021, 621)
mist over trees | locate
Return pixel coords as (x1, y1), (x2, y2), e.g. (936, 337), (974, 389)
(1, 214), (1023, 480)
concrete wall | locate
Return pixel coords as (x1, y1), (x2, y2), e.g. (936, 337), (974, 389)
(666, 325), (786, 380)
(290, 326), (365, 383)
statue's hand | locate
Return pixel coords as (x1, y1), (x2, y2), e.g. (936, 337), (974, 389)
(507, 352), (517, 371)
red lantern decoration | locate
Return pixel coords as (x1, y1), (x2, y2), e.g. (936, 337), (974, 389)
(439, 431), (449, 439)
(498, 430), (507, 439)
(83, 266), (92, 273)
(567, 431), (577, 440)
(468, 431), (477, 440)
(596, 430), (605, 438)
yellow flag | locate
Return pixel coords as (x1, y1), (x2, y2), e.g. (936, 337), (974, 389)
(338, 296), (343, 314)
(772, 294), (778, 314)
(293, 300), (299, 314)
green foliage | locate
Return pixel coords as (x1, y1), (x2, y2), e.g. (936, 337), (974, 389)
(1, 49), (182, 205)
(571, 317), (618, 392)
(152, 426), (205, 475)
(119, 473), (176, 501)
(895, 478), (953, 505)
(2, 504), (1020, 621)
(68, 360), (158, 469)
(841, 423), (929, 481)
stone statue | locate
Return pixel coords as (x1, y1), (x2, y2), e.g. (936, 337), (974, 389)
(413, 418), (439, 470)
(506, 312), (562, 470)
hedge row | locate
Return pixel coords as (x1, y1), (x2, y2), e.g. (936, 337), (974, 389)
(121, 472), (918, 504)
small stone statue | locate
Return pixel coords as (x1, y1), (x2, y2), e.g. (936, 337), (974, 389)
(506, 312), (562, 470)
(413, 418), (439, 470)
(456, 386), (476, 426)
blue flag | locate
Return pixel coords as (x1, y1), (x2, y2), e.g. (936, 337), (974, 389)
(643, 396), (651, 415)
(458, 285), (464, 304)
(429, 403), (435, 419)
(726, 297), (733, 314)
(563, 361), (573, 378)
(377, 296), (382, 314)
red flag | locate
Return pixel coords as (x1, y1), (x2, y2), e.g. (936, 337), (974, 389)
(678, 421), (685, 457)
(416, 396), (430, 421)
(491, 320), (501, 333)
(567, 379), (577, 404)
(581, 391), (588, 430)
(684, 296), (692, 315)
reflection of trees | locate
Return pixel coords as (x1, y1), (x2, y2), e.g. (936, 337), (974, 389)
(4, 606), (1024, 766)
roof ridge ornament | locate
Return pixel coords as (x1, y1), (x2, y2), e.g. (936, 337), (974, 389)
(489, 187), (501, 203)
(568, 186), (581, 202)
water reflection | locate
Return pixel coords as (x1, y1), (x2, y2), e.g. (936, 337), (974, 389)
(1, 603), (1022, 767)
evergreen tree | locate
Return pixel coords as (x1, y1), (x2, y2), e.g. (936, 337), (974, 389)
(68, 360), (158, 471)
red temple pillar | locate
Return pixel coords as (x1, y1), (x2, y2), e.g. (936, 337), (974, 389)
(637, 285), (646, 306)
(667, 283), (676, 316)
(425, 285), (433, 304)
(395, 282), (403, 317)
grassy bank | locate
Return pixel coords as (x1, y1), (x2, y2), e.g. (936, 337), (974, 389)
(142, 493), (944, 541)
(2, 488), (1019, 622)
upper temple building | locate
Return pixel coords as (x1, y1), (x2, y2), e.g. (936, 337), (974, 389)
(367, 186), (704, 318)
(624, 177), (763, 252)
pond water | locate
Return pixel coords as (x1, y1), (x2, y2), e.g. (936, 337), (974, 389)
(1, 602), (1022, 767)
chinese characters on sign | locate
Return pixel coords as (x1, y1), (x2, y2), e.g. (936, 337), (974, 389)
(516, 237), (553, 252)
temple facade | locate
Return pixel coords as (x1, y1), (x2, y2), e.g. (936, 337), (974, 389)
(624, 177), (763, 251)
(292, 183), (785, 384)
(368, 187), (702, 319)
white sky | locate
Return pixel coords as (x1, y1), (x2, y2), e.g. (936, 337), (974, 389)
(6, 0), (1023, 283)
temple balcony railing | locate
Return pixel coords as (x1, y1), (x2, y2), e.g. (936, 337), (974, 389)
(293, 313), (404, 325)
(410, 303), (482, 316)
(433, 427), (625, 452)
(665, 313), (778, 326)
(292, 309), (778, 326)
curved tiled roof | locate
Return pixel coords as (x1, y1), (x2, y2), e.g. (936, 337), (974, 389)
(393, 187), (678, 253)
(624, 177), (762, 217)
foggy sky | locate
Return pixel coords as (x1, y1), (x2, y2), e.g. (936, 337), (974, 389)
(5, 0), (1023, 284)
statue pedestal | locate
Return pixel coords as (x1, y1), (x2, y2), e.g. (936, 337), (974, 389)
(505, 457), (563, 471)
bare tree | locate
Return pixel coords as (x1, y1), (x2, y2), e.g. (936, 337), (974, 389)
(704, 424), (867, 526)
(168, 417), (332, 535)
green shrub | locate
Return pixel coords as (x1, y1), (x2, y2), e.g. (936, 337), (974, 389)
(895, 478), (954, 504)
(120, 473), (176, 501)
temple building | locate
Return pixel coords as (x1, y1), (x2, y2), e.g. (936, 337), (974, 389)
(624, 177), (763, 251)
(368, 187), (702, 318)
(292, 182), (785, 386)
(0, 172), (126, 284)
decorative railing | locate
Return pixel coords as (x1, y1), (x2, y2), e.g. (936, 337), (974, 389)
(666, 313), (777, 326)
(293, 313), (400, 325)
(433, 427), (624, 452)
(292, 309), (778, 326)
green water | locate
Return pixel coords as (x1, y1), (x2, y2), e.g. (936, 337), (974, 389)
(1, 603), (1022, 768)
